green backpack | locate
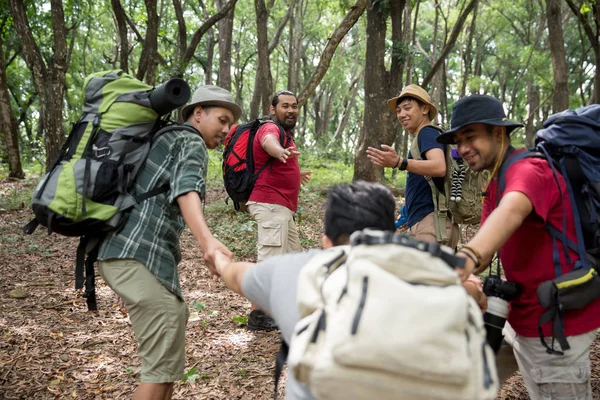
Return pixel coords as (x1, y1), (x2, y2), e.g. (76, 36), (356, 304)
(410, 126), (486, 244)
(24, 69), (193, 310)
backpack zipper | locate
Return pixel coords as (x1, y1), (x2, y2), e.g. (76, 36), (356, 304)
(351, 276), (369, 335)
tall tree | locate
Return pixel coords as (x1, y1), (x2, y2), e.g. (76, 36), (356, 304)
(353, 0), (406, 181)
(296, 0), (368, 107)
(546, 0), (569, 111)
(217, 0), (236, 90)
(421, 0), (478, 87)
(0, 18), (24, 178)
(111, 0), (129, 72)
(9, 0), (68, 170)
(565, 0), (599, 104)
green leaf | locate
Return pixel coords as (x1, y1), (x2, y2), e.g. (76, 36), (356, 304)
(580, 3), (591, 13)
(191, 300), (205, 311)
(232, 315), (248, 326)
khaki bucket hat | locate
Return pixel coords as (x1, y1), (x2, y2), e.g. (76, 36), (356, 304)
(181, 85), (242, 122)
(386, 84), (438, 121)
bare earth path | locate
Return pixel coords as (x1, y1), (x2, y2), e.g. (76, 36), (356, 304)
(0, 178), (598, 399)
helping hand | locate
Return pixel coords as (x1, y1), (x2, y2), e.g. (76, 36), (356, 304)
(366, 144), (400, 168)
(279, 147), (301, 163)
(203, 237), (233, 280)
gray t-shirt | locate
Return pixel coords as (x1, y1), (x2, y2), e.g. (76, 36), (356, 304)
(242, 250), (320, 400)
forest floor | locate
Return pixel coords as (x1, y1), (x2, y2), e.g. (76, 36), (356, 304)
(0, 177), (599, 399)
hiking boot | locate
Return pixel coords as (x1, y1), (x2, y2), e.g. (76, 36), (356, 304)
(247, 310), (278, 331)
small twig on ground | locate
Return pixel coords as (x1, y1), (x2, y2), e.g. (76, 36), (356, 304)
(42, 301), (75, 309)
(21, 282), (55, 287)
(1, 353), (21, 382)
(80, 340), (106, 350)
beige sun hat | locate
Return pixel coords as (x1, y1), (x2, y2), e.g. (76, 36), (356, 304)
(386, 84), (438, 121)
(181, 85), (242, 122)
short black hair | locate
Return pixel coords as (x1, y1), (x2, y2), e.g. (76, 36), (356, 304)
(396, 96), (424, 108)
(324, 181), (396, 246)
(271, 90), (298, 107)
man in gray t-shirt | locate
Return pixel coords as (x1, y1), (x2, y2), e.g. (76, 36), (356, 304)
(215, 181), (397, 399)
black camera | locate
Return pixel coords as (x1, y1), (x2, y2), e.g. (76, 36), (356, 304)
(149, 78), (191, 116)
(482, 275), (520, 353)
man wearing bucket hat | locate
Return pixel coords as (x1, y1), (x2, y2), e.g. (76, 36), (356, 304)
(367, 84), (459, 248)
(98, 85), (241, 400)
(441, 94), (600, 400)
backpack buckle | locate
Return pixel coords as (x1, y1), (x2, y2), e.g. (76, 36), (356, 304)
(92, 144), (111, 158)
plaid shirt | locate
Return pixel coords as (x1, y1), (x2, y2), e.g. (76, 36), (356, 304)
(98, 123), (208, 300)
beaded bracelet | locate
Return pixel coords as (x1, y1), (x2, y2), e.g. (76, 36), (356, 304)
(458, 250), (480, 269)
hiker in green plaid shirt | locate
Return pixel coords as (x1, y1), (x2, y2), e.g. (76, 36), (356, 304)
(98, 86), (242, 400)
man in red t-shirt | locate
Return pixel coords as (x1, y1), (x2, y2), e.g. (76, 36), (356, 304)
(437, 94), (600, 400)
(246, 90), (311, 330)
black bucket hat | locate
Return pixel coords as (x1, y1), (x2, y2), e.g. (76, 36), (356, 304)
(437, 94), (523, 144)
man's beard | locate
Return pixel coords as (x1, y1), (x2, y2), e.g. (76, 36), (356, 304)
(275, 114), (297, 131)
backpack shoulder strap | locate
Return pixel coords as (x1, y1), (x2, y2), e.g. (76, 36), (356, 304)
(410, 126), (450, 244)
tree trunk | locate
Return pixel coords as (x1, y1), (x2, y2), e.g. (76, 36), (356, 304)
(177, 0), (238, 76)
(422, 0), (478, 87)
(353, 1), (390, 182)
(9, 0), (67, 171)
(249, 0), (274, 119)
(111, 0), (129, 72)
(565, 0), (599, 104)
(460, 2), (478, 97)
(353, 0), (406, 181)
(546, 0), (569, 111)
(216, 0), (235, 90)
(525, 80), (539, 148)
(137, 0), (159, 84)
(296, 0), (368, 107)
(0, 33), (24, 178)
(287, 0), (303, 93)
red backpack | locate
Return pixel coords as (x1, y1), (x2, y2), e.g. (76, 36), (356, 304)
(222, 118), (285, 210)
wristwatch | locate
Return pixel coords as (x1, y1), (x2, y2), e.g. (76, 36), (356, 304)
(398, 158), (409, 171)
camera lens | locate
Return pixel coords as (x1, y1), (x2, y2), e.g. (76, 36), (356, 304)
(483, 296), (509, 353)
(149, 78), (191, 116)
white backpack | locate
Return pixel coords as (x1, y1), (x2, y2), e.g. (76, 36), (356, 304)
(287, 230), (498, 400)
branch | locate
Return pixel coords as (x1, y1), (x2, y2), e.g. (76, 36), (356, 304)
(422, 0), (478, 87)
(564, 0), (599, 48)
(181, 0), (238, 69)
(268, 0), (297, 54)
(297, 0), (368, 107)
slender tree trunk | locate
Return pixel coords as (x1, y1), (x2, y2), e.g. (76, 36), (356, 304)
(565, 0), (599, 104)
(9, 0), (67, 170)
(249, 0), (274, 118)
(0, 34), (24, 178)
(296, 0), (368, 107)
(137, 0), (159, 84)
(546, 0), (569, 111)
(216, 0), (235, 90)
(111, 0), (129, 72)
(525, 80), (539, 148)
(460, 3), (478, 97)
(422, 0), (478, 87)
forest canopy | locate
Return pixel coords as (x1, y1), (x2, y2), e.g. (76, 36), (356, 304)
(0, 0), (597, 180)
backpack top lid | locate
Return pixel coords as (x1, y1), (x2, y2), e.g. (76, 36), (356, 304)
(536, 104), (600, 150)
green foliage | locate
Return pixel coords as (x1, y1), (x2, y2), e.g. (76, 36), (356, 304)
(191, 300), (206, 311)
(232, 315), (248, 326)
(181, 368), (201, 383)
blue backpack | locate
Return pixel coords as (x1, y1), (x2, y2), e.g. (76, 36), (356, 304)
(498, 104), (600, 354)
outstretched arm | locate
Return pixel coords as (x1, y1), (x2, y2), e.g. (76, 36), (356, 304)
(214, 251), (254, 296)
(457, 191), (533, 280)
(177, 191), (233, 279)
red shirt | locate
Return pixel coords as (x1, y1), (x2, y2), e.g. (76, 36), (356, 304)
(482, 150), (600, 337)
(248, 123), (300, 212)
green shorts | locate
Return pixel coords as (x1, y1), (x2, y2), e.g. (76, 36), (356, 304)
(98, 258), (189, 383)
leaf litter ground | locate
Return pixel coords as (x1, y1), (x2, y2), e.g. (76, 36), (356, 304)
(0, 178), (598, 399)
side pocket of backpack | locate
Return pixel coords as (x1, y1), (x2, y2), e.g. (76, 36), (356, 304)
(288, 309), (326, 385)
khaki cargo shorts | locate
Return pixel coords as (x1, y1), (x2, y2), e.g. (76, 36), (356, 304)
(98, 258), (189, 383)
(247, 201), (302, 261)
